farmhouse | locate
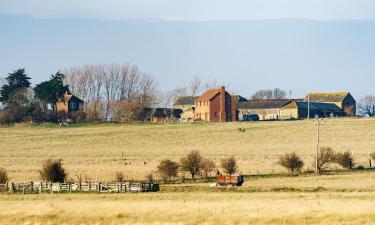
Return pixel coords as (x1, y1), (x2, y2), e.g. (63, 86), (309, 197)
(237, 99), (293, 121)
(55, 93), (84, 114)
(280, 101), (345, 119)
(195, 86), (236, 122)
(180, 106), (195, 123)
(304, 92), (356, 116)
(142, 108), (183, 123)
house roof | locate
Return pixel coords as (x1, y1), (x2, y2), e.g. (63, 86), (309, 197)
(294, 102), (342, 111)
(237, 99), (292, 109)
(174, 96), (196, 106)
(232, 94), (248, 102)
(196, 88), (221, 101)
(304, 92), (350, 103)
(64, 93), (84, 103)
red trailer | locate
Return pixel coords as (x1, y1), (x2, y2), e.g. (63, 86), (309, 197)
(216, 175), (244, 187)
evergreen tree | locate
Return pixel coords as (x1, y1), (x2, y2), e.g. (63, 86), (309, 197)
(0, 68), (31, 104)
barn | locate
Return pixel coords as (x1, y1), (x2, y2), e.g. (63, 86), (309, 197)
(237, 99), (293, 121)
(304, 92), (356, 116)
(280, 101), (346, 119)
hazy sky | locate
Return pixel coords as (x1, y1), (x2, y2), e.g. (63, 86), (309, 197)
(0, 1), (374, 98)
(1, 0), (375, 21)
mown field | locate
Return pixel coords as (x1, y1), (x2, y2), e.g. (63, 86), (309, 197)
(0, 118), (375, 181)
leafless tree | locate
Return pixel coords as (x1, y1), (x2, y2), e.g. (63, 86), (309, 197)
(317, 147), (335, 173)
(190, 76), (202, 96)
(251, 88), (287, 100)
(359, 95), (375, 117)
(180, 150), (203, 180)
(103, 64), (121, 120)
(157, 159), (179, 183)
(221, 156), (238, 176)
(201, 158), (216, 181)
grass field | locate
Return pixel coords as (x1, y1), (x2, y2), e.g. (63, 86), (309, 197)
(2, 118), (375, 224)
(2, 171), (375, 225)
(1, 118), (375, 181)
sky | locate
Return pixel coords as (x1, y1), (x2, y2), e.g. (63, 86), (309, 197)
(0, 0), (375, 99)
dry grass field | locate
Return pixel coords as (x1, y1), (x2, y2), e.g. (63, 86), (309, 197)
(2, 172), (375, 225)
(1, 118), (375, 181)
(2, 118), (375, 224)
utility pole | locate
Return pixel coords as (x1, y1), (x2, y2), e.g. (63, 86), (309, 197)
(307, 91), (310, 119)
(314, 119), (325, 174)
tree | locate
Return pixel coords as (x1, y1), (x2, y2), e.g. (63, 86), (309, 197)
(115, 172), (125, 182)
(180, 150), (203, 180)
(251, 88), (287, 100)
(278, 152), (304, 173)
(157, 159), (179, 183)
(358, 95), (375, 117)
(0, 68), (31, 104)
(221, 156), (238, 175)
(189, 76), (202, 96)
(334, 152), (354, 169)
(201, 158), (216, 180)
(34, 71), (70, 112)
(0, 167), (8, 184)
(317, 147), (336, 172)
(39, 159), (67, 182)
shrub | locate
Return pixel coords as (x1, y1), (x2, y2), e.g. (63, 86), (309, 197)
(221, 156), (238, 175)
(335, 151), (354, 169)
(201, 158), (216, 180)
(145, 172), (154, 183)
(278, 152), (304, 173)
(157, 159), (179, 183)
(39, 159), (67, 182)
(180, 150), (203, 180)
(115, 172), (125, 182)
(317, 147), (336, 172)
(0, 167), (8, 183)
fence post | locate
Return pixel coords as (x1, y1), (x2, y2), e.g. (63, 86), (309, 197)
(10, 183), (14, 194)
(39, 182), (42, 194)
(50, 182), (53, 194)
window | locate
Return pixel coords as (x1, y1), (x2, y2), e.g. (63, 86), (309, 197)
(69, 102), (76, 110)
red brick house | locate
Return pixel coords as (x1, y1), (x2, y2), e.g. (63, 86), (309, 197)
(194, 86), (236, 122)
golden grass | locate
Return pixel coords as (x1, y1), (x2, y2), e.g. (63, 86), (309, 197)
(1, 118), (375, 181)
(1, 191), (375, 225)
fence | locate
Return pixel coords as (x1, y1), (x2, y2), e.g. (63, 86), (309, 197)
(0, 181), (159, 194)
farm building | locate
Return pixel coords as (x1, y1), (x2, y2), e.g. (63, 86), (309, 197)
(142, 108), (183, 123)
(180, 106), (195, 123)
(280, 101), (345, 119)
(237, 99), (293, 121)
(55, 93), (84, 114)
(304, 92), (356, 116)
(195, 86), (236, 122)
(173, 96), (196, 109)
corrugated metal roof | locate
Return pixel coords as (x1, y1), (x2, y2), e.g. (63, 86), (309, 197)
(174, 96), (196, 106)
(295, 102), (342, 111)
(237, 99), (291, 109)
(304, 92), (350, 103)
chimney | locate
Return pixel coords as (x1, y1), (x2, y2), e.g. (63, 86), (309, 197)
(220, 86), (226, 122)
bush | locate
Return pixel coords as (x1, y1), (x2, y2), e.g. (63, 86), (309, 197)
(317, 147), (336, 172)
(278, 152), (304, 173)
(201, 158), (216, 180)
(0, 167), (8, 183)
(145, 172), (154, 183)
(115, 172), (125, 182)
(221, 156), (238, 175)
(180, 150), (203, 180)
(39, 159), (67, 182)
(157, 159), (179, 183)
(335, 151), (354, 169)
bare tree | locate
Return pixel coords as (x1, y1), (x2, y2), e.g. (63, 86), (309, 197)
(180, 150), (203, 180)
(201, 158), (216, 181)
(157, 159), (179, 183)
(221, 156), (238, 176)
(359, 95), (375, 117)
(190, 76), (202, 96)
(251, 88), (287, 100)
(103, 64), (121, 120)
(278, 152), (304, 173)
(317, 147), (335, 173)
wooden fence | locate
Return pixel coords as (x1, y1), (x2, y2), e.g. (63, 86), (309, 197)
(0, 181), (159, 194)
